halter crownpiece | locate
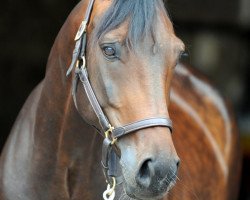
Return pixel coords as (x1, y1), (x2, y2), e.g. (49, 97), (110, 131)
(67, 0), (173, 199)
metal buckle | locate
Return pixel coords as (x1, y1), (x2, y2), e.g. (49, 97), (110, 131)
(75, 56), (86, 70)
(105, 124), (114, 138)
(80, 56), (86, 70)
(75, 56), (87, 81)
(104, 125), (117, 145)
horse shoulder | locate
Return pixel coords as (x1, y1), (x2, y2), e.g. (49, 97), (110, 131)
(0, 81), (44, 199)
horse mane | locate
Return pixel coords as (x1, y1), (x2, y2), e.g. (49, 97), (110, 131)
(92, 0), (169, 48)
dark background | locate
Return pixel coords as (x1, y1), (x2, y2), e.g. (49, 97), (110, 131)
(0, 0), (249, 199)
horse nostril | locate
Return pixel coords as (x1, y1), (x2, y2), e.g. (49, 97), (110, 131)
(135, 158), (180, 190)
(176, 159), (180, 169)
(136, 159), (154, 188)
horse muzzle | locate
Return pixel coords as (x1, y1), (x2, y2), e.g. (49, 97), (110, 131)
(123, 158), (179, 199)
(118, 131), (180, 199)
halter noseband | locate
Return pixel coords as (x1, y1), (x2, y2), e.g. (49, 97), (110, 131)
(67, 0), (173, 198)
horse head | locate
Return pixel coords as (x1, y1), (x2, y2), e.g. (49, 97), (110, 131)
(70, 0), (185, 199)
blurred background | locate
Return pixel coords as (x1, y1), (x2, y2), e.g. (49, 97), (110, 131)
(0, 0), (249, 199)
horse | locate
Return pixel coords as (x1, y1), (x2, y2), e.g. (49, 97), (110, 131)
(0, 0), (241, 199)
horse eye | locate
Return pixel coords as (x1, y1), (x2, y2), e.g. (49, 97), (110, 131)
(179, 51), (190, 64)
(102, 46), (116, 57)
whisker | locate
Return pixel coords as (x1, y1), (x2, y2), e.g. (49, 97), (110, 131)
(164, 163), (200, 200)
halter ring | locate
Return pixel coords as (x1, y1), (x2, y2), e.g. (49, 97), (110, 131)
(105, 124), (114, 138)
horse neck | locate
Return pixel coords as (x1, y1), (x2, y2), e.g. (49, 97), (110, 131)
(32, 1), (101, 162)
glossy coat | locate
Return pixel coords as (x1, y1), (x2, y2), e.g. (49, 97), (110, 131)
(0, 0), (241, 199)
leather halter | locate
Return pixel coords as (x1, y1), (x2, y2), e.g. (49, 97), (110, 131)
(67, 0), (173, 189)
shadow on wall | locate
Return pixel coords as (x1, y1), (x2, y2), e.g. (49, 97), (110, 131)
(0, 0), (78, 148)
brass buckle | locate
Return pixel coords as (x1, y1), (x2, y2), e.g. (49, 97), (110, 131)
(75, 56), (86, 69)
(105, 124), (114, 138)
(104, 125), (117, 145)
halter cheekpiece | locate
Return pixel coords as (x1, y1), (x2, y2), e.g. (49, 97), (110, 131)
(67, 0), (173, 199)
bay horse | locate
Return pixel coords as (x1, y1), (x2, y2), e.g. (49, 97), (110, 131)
(0, 0), (241, 199)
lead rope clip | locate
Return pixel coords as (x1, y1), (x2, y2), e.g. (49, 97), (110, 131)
(103, 177), (116, 200)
